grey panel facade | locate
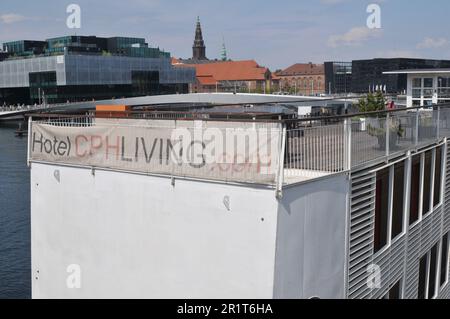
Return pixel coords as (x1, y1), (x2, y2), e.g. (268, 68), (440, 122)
(348, 142), (450, 299)
(0, 54), (195, 89)
(0, 56), (63, 88)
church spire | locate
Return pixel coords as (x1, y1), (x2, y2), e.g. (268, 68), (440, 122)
(192, 16), (207, 60)
(221, 37), (228, 61)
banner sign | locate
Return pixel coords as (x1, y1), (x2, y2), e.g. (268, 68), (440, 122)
(30, 119), (282, 184)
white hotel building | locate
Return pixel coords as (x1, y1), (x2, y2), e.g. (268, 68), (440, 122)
(28, 94), (450, 299)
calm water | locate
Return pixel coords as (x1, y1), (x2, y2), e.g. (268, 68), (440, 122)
(0, 124), (31, 299)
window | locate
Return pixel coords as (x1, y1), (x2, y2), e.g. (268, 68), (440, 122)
(388, 281), (402, 299)
(428, 244), (438, 298)
(423, 151), (432, 216)
(418, 254), (428, 299)
(441, 233), (449, 287)
(410, 155), (421, 225)
(418, 243), (440, 299)
(374, 168), (390, 253)
(412, 78), (422, 88)
(433, 147), (443, 208)
(392, 162), (405, 239)
(412, 77), (435, 106)
(438, 77), (450, 102)
(424, 78), (433, 88)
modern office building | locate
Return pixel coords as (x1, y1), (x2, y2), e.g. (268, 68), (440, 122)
(3, 40), (47, 56)
(0, 36), (195, 104)
(324, 61), (352, 94)
(351, 58), (450, 94)
(28, 94), (450, 299)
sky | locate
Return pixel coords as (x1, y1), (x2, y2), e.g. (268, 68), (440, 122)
(1, 0), (450, 70)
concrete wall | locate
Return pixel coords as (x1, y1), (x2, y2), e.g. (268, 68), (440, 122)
(273, 173), (349, 299)
(31, 163), (279, 299)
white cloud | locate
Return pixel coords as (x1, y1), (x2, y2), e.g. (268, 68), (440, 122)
(0, 13), (27, 24)
(417, 37), (449, 49)
(328, 26), (382, 47)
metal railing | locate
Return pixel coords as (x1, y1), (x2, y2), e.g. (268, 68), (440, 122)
(0, 104), (51, 113)
(28, 103), (450, 187)
(282, 104), (450, 183)
(284, 123), (347, 176)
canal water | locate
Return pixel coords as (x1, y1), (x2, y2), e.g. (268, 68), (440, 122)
(0, 124), (31, 299)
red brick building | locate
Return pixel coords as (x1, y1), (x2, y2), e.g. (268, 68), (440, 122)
(173, 59), (279, 93)
(277, 63), (325, 95)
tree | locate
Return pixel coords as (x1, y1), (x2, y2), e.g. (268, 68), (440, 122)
(357, 91), (386, 113)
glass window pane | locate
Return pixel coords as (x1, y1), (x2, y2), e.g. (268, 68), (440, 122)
(423, 89), (434, 98)
(438, 77), (450, 88)
(441, 233), (449, 287)
(374, 168), (390, 253)
(413, 78), (422, 88)
(424, 78), (433, 88)
(418, 254), (428, 299)
(434, 147), (443, 207)
(428, 244), (438, 298)
(392, 162), (405, 239)
(410, 155), (421, 225)
(438, 88), (450, 98)
(423, 151), (432, 215)
(412, 89), (422, 98)
(388, 281), (401, 299)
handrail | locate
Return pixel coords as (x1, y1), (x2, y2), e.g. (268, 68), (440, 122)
(26, 103), (450, 124)
(29, 104), (450, 187)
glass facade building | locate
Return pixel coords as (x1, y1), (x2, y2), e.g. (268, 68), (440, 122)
(0, 36), (194, 104)
(3, 40), (47, 57)
(351, 58), (450, 94)
(324, 62), (352, 94)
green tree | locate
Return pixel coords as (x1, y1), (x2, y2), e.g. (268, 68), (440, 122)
(357, 91), (386, 113)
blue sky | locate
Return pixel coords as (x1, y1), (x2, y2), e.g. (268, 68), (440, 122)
(1, 0), (450, 70)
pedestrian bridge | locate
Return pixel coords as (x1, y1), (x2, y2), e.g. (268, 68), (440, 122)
(0, 93), (354, 120)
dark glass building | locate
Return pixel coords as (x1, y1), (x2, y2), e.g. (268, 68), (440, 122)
(3, 40), (47, 57)
(0, 36), (194, 105)
(351, 58), (450, 94)
(324, 62), (352, 94)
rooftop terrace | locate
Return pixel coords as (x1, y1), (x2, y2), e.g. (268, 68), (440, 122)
(28, 103), (450, 196)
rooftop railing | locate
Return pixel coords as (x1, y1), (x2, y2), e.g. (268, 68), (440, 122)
(281, 104), (450, 186)
(28, 104), (450, 193)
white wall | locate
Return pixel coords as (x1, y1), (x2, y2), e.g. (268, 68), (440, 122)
(273, 174), (349, 299)
(31, 163), (279, 299)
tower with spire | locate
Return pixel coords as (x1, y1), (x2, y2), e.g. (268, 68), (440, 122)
(220, 37), (228, 61)
(192, 17), (207, 60)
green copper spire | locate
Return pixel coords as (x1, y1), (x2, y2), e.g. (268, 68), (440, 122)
(220, 37), (228, 61)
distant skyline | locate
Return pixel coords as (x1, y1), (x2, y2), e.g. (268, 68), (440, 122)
(1, 0), (450, 70)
